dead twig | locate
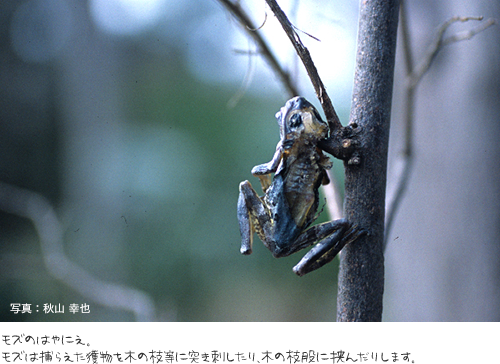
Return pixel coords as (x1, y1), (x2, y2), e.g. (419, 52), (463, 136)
(408, 16), (497, 89)
(384, 1), (415, 250)
(264, 0), (342, 132)
(384, 7), (496, 249)
(217, 0), (298, 98)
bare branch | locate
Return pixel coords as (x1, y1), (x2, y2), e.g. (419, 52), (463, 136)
(384, 10), (496, 248)
(0, 182), (157, 321)
(264, 0), (342, 132)
(384, 1), (415, 250)
(408, 16), (496, 89)
(337, 0), (400, 321)
(443, 17), (496, 44)
(217, 0), (298, 98)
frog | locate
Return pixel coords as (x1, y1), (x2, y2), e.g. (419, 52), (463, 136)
(237, 96), (363, 276)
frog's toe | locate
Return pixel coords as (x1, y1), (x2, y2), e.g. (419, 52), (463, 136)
(240, 246), (252, 255)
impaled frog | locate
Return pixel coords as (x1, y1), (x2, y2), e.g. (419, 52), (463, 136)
(237, 96), (363, 276)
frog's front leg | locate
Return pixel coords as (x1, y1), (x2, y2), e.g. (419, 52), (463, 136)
(288, 220), (365, 276)
(251, 142), (283, 193)
(237, 180), (277, 255)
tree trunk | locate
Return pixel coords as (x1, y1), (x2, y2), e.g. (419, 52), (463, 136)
(337, 0), (400, 322)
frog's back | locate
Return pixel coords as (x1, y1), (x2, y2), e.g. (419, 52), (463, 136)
(283, 146), (327, 228)
(266, 144), (327, 222)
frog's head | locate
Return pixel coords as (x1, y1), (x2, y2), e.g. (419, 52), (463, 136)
(275, 96), (329, 147)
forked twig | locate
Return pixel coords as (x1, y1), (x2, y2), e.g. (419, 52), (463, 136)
(408, 16), (496, 89)
(384, 6), (496, 248)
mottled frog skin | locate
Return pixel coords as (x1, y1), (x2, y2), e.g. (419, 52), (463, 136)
(237, 96), (363, 276)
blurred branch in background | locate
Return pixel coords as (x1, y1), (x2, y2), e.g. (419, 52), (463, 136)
(0, 182), (157, 321)
(227, 47), (257, 108)
(217, 0), (298, 98)
(408, 15), (496, 90)
(384, 6), (496, 249)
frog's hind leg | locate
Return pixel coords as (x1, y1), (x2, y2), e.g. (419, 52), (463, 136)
(291, 220), (365, 276)
(238, 180), (276, 255)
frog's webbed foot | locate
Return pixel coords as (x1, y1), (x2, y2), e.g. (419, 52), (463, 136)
(291, 220), (366, 276)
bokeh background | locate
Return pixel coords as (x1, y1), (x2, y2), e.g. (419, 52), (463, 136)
(0, 0), (499, 321)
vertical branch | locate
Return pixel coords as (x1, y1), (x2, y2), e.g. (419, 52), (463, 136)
(337, 0), (400, 321)
(384, 11), (496, 248)
(384, 1), (414, 249)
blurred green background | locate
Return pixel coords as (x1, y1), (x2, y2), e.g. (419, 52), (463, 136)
(0, 0), (355, 321)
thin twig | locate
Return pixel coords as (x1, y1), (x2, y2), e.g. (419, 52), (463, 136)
(442, 18), (496, 45)
(227, 41), (256, 108)
(384, 9), (496, 248)
(408, 16), (496, 89)
(264, 0), (342, 132)
(246, 10), (267, 31)
(0, 181), (157, 321)
(384, 1), (415, 250)
(217, 0), (298, 97)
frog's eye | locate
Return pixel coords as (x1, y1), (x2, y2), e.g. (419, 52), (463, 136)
(289, 113), (302, 128)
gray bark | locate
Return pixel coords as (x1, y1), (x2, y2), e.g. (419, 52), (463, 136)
(337, 0), (400, 321)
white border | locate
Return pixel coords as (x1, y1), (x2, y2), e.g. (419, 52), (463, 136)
(0, 322), (500, 364)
